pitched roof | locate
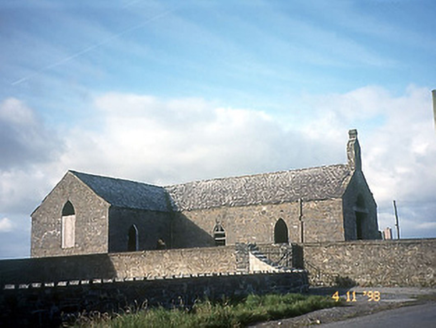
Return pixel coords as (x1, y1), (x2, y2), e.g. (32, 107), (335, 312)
(69, 164), (353, 212)
(70, 171), (171, 212)
(165, 164), (353, 211)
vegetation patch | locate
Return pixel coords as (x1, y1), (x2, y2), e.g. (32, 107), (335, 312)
(71, 293), (341, 327)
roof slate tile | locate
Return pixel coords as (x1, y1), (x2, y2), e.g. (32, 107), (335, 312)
(165, 164), (352, 211)
(70, 164), (352, 212)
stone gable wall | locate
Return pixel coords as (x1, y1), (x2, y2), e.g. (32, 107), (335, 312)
(342, 171), (379, 240)
(31, 173), (110, 258)
(302, 238), (436, 287)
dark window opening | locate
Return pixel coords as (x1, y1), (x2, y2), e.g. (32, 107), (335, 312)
(62, 201), (75, 216)
(128, 225), (138, 251)
(214, 224), (226, 246)
(274, 218), (289, 244)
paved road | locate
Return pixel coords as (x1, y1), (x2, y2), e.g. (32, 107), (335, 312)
(318, 302), (436, 328)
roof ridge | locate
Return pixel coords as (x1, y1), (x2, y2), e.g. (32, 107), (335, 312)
(69, 163), (350, 190)
(164, 163), (349, 188)
(68, 170), (171, 212)
(69, 170), (162, 189)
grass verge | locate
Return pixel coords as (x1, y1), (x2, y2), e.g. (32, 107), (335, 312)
(71, 293), (341, 328)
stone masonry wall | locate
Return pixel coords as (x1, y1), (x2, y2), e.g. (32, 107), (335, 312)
(303, 238), (436, 287)
(108, 207), (172, 252)
(31, 172), (110, 257)
(0, 246), (237, 286)
(109, 247), (237, 278)
(173, 199), (345, 248)
(342, 171), (379, 240)
(3, 238), (435, 293)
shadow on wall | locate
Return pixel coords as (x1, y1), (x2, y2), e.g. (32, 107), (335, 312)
(172, 213), (216, 248)
(292, 244), (304, 269)
(0, 254), (117, 285)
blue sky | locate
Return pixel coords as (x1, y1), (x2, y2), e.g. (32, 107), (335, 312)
(1, 0), (436, 258)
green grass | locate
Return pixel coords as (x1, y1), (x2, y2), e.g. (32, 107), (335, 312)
(72, 293), (341, 328)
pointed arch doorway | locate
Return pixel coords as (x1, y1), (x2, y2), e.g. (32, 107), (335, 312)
(274, 218), (289, 244)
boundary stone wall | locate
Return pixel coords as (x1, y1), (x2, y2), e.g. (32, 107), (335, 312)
(2, 239), (435, 288)
(0, 272), (308, 327)
(302, 238), (436, 287)
(0, 246), (237, 286)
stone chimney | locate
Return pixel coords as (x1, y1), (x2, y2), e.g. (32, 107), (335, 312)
(347, 129), (361, 171)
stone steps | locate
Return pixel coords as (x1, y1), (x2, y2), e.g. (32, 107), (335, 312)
(248, 244), (291, 272)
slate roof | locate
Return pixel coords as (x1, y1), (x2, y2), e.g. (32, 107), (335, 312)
(165, 164), (353, 211)
(70, 164), (353, 212)
(70, 171), (171, 212)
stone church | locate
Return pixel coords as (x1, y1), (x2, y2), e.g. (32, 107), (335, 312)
(31, 129), (379, 258)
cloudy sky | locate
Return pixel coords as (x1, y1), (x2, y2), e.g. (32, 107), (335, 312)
(1, 0), (436, 259)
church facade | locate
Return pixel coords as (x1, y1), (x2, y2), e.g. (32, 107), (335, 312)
(31, 130), (379, 258)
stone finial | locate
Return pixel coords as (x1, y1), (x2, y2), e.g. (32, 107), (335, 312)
(347, 129), (361, 171)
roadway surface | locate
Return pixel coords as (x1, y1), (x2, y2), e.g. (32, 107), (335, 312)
(318, 302), (436, 328)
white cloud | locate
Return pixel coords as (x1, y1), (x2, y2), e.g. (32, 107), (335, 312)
(61, 93), (343, 185)
(0, 98), (36, 125)
(0, 98), (64, 171)
(0, 218), (13, 232)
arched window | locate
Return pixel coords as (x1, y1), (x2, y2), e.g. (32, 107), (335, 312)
(127, 225), (139, 251)
(213, 224), (226, 246)
(61, 201), (76, 248)
(274, 218), (289, 244)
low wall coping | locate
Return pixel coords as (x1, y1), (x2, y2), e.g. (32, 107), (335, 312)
(301, 238), (436, 247)
(2, 270), (308, 291)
